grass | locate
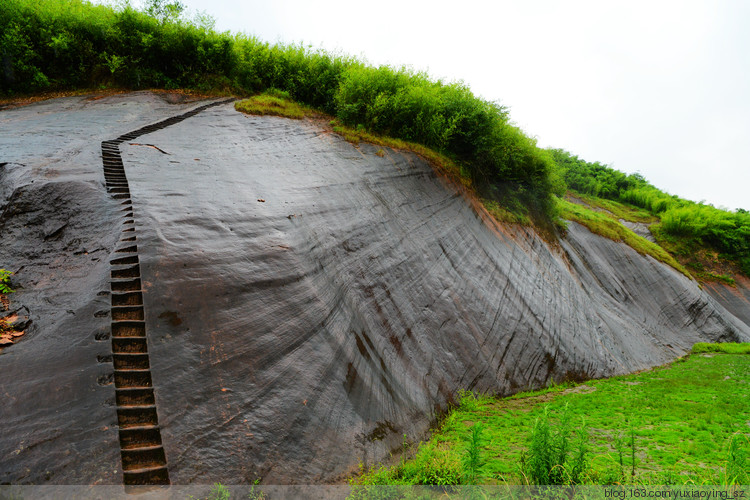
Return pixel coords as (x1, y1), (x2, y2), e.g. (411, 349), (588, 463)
(235, 89), (315, 119)
(329, 120), (471, 190)
(0, 269), (14, 294)
(351, 344), (750, 486)
(692, 343), (750, 354)
(558, 198), (691, 279)
(569, 192), (658, 224)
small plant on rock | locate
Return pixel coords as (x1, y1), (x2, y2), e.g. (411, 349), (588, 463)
(0, 269), (13, 294)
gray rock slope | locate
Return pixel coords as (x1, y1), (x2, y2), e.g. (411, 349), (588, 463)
(0, 93), (747, 484)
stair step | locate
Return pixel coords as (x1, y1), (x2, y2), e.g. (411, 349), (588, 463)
(112, 337), (148, 354)
(117, 405), (159, 428)
(112, 292), (143, 306)
(116, 387), (155, 406)
(112, 307), (144, 321)
(111, 320), (146, 337)
(122, 465), (169, 486)
(115, 369), (152, 388)
(113, 353), (150, 370)
(116, 245), (138, 254)
(111, 265), (140, 279)
(121, 446), (166, 471)
(111, 278), (141, 292)
(119, 425), (163, 449)
(111, 255), (139, 266)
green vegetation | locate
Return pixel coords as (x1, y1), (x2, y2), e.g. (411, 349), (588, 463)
(187, 483), (231, 500)
(235, 89), (314, 119)
(567, 193), (657, 224)
(520, 403), (589, 485)
(692, 342), (750, 355)
(0, 269), (13, 294)
(352, 345), (750, 486)
(551, 149), (750, 278)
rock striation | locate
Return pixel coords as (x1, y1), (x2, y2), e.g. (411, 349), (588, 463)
(0, 93), (748, 484)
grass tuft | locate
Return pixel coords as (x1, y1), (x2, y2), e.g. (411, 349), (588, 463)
(235, 90), (314, 119)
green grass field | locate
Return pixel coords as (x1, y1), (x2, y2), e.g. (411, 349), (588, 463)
(352, 344), (749, 487)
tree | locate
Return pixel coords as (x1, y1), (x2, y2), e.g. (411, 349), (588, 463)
(143, 0), (186, 24)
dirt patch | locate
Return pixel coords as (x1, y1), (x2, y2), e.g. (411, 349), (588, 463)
(489, 385), (598, 413)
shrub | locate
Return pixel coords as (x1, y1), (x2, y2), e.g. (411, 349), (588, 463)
(520, 404), (589, 485)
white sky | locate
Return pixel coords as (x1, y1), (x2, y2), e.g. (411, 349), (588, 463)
(136, 0), (750, 210)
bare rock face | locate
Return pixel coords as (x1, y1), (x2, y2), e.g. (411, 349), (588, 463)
(0, 93), (748, 484)
(704, 276), (750, 327)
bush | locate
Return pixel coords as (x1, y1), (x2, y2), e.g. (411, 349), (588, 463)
(521, 404), (589, 485)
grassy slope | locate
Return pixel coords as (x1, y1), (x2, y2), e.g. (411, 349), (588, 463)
(352, 345), (749, 486)
(558, 197), (690, 278)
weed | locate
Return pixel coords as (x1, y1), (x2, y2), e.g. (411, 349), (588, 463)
(207, 482), (229, 500)
(187, 482), (230, 500)
(462, 423), (485, 484)
(629, 425), (637, 481)
(723, 433), (748, 486)
(248, 478), (267, 500)
(520, 403), (590, 485)
(0, 269), (14, 294)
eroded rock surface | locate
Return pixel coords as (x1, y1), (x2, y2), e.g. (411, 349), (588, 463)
(0, 93), (748, 484)
(704, 276), (750, 327)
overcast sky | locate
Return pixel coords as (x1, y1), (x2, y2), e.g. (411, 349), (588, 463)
(138, 0), (749, 210)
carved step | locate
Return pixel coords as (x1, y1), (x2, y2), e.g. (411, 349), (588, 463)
(116, 387), (155, 406)
(117, 405), (159, 428)
(114, 369), (152, 388)
(112, 337), (148, 354)
(113, 353), (149, 370)
(123, 465), (169, 485)
(112, 307), (144, 321)
(111, 321), (146, 337)
(112, 292), (143, 306)
(119, 425), (163, 450)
